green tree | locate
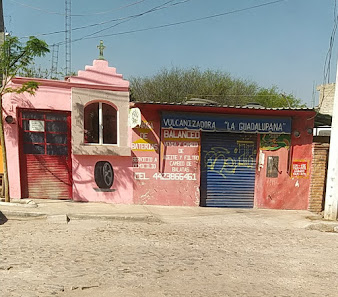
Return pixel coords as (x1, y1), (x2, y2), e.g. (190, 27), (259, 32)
(0, 36), (49, 202)
(254, 86), (304, 108)
(130, 67), (304, 108)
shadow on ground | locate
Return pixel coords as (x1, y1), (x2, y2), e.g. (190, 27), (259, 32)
(0, 211), (8, 225)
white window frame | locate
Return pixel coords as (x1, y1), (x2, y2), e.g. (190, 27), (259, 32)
(85, 102), (119, 146)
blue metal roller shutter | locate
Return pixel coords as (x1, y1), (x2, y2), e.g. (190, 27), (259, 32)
(201, 132), (257, 208)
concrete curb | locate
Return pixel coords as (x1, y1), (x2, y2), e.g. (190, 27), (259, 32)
(1, 210), (161, 223)
(68, 213), (161, 223)
(1, 210), (47, 218)
(0, 201), (38, 208)
(306, 222), (338, 233)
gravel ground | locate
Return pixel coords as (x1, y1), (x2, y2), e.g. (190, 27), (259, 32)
(0, 212), (338, 297)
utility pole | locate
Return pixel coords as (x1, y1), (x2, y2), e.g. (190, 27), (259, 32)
(0, 0), (4, 44)
(324, 62), (338, 220)
(51, 44), (60, 79)
(0, 0), (7, 200)
(65, 0), (71, 76)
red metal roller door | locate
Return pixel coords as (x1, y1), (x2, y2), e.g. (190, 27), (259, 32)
(19, 110), (72, 199)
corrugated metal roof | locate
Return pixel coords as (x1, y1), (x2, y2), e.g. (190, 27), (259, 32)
(132, 100), (315, 111)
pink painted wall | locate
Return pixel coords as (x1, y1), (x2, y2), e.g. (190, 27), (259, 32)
(72, 155), (133, 203)
(70, 59), (132, 203)
(255, 116), (314, 209)
(69, 60), (129, 88)
(3, 82), (71, 199)
(2, 59), (131, 202)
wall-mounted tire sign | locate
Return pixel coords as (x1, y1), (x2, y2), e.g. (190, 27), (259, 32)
(94, 161), (114, 189)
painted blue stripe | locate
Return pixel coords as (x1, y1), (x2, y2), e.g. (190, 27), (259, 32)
(162, 112), (291, 134)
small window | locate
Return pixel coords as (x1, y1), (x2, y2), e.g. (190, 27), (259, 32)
(266, 156), (279, 178)
(84, 102), (117, 145)
(21, 110), (70, 156)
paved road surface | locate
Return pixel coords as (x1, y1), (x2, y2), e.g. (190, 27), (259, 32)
(0, 209), (337, 297)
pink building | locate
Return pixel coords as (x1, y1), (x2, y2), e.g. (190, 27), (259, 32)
(2, 58), (316, 210)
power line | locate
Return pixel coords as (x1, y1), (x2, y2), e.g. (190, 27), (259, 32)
(9, 0), (149, 17)
(59, 0), (188, 76)
(186, 94), (291, 97)
(80, 0), (181, 40)
(20, 0), (190, 39)
(323, 0), (338, 84)
(56, 0), (287, 46)
(71, 0), (148, 16)
(318, 0), (338, 111)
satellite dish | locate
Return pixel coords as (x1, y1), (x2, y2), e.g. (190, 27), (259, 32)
(129, 108), (142, 128)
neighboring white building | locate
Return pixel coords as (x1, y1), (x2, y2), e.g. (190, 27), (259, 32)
(317, 83), (335, 116)
(315, 84), (334, 137)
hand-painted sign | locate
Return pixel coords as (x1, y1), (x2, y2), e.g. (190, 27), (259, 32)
(94, 161), (114, 189)
(292, 161), (308, 178)
(159, 128), (200, 181)
(260, 134), (291, 151)
(132, 120), (159, 180)
(132, 121), (159, 152)
(162, 112), (291, 134)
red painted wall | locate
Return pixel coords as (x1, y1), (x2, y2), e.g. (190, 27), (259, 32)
(255, 116), (314, 209)
(133, 104), (315, 210)
(132, 109), (200, 206)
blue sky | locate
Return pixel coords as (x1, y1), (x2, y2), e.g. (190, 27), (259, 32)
(3, 0), (337, 106)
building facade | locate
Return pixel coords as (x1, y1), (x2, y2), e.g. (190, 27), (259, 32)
(2, 58), (316, 209)
(3, 59), (132, 203)
(132, 102), (315, 209)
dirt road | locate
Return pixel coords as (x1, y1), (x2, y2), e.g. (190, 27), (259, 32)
(1, 211), (337, 297)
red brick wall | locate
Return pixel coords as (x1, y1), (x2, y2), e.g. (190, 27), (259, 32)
(309, 143), (329, 212)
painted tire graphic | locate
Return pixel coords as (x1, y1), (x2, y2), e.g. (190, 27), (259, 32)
(94, 161), (114, 189)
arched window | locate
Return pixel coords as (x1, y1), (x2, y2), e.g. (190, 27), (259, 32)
(84, 102), (117, 144)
